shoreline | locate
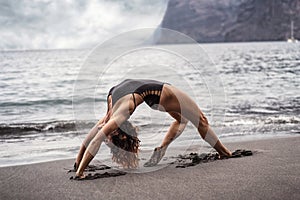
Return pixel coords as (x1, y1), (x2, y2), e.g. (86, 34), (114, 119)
(1, 133), (298, 168)
(1, 136), (300, 200)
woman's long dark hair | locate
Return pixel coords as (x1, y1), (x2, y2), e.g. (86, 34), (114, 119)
(110, 120), (140, 168)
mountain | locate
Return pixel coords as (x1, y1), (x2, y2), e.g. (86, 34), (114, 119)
(157, 0), (300, 43)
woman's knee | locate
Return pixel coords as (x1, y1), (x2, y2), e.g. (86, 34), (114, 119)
(197, 114), (209, 138)
(179, 116), (189, 124)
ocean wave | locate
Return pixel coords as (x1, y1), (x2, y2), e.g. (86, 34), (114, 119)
(0, 118), (168, 136)
(0, 120), (95, 135)
(224, 116), (300, 126)
(219, 132), (252, 138)
(1, 115), (298, 136)
(0, 97), (106, 107)
(0, 99), (73, 107)
(263, 116), (300, 124)
(228, 98), (300, 115)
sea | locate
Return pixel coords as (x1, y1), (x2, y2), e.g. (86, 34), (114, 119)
(0, 42), (299, 168)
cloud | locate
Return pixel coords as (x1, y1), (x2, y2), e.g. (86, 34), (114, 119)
(0, 0), (168, 50)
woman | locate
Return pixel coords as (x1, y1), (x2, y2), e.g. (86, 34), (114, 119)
(75, 79), (232, 178)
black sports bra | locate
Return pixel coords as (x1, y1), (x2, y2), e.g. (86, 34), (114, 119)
(108, 79), (166, 109)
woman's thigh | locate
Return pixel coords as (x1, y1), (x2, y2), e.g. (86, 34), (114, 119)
(160, 85), (206, 127)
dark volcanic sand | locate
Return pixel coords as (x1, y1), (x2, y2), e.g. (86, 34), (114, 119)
(68, 165), (126, 180)
(1, 136), (299, 200)
(67, 149), (253, 180)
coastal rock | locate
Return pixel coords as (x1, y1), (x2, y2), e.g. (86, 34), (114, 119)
(158, 0), (300, 43)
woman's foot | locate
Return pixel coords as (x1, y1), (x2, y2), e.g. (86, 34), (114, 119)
(144, 146), (167, 167)
(74, 173), (86, 180)
(218, 151), (232, 159)
(213, 140), (232, 159)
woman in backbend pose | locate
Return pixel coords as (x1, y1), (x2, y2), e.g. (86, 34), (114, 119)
(75, 79), (232, 178)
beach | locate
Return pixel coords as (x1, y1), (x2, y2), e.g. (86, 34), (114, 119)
(1, 136), (299, 200)
(0, 42), (299, 200)
(1, 43), (299, 167)
(1, 1), (299, 200)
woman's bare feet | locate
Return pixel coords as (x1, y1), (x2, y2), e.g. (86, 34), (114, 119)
(144, 146), (167, 167)
(213, 140), (232, 159)
(218, 151), (232, 159)
(75, 172), (86, 180)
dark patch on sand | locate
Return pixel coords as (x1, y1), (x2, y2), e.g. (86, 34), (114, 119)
(173, 149), (253, 168)
(66, 164), (111, 173)
(67, 164), (126, 181)
(70, 171), (126, 180)
(68, 150), (253, 180)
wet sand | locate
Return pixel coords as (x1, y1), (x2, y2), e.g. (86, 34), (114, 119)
(1, 136), (299, 200)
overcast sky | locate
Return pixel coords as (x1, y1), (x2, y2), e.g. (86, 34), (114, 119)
(0, 0), (168, 50)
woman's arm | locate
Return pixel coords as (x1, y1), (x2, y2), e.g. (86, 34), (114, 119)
(76, 100), (132, 177)
(74, 122), (100, 169)
(75, 117), (121, 178)
(75, 95), (132, 177)
(74, 96), (113, 169)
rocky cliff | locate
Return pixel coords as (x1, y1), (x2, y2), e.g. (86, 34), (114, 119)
(158, 0), (300, 43)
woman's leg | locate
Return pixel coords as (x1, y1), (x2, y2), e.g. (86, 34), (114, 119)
(160, 112), (188, 148)
(144, 112), (188, 167)
(160, 85), (231, 157)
